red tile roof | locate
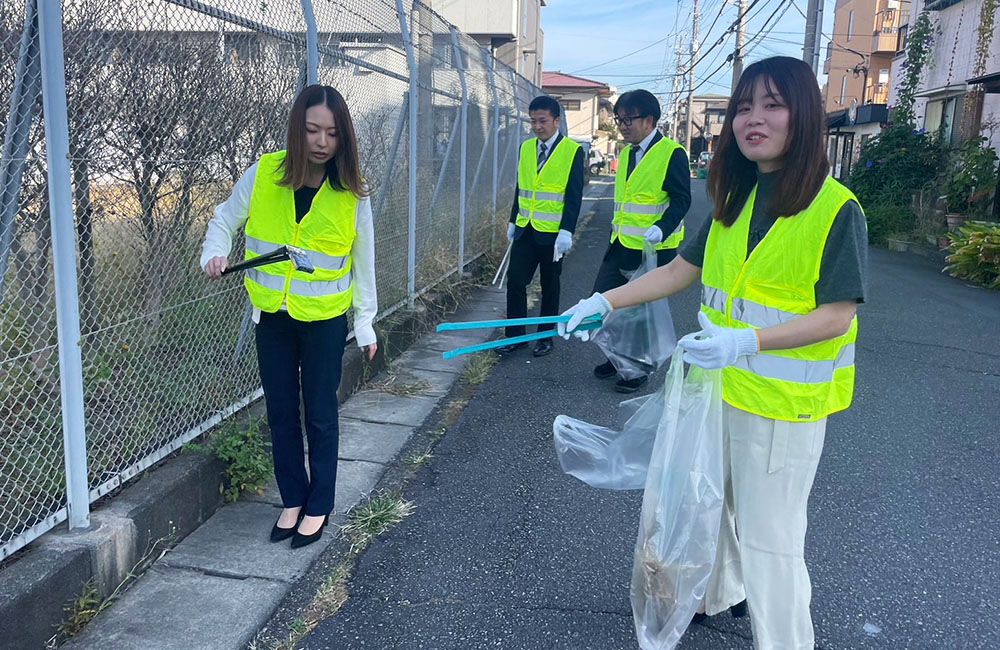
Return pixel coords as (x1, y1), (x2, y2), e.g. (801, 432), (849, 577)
(542, 71), (610, 90)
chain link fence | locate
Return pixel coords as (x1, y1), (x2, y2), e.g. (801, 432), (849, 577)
(0, 0), (546, 560)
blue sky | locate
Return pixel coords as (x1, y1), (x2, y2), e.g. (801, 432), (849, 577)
(541, 0), (838, 103)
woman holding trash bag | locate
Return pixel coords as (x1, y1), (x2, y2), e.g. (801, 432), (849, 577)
(201, 85), (378, 549)
(560, 56), (869, 649)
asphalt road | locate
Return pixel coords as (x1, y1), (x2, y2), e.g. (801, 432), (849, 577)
(303, 178), (1000, 650)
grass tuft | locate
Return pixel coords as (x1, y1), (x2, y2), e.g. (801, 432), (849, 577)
(460, 350), (497, 385)
(340, 490), (416, 554)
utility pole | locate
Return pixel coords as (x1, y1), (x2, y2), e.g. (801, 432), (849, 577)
(685, 0), (699, 154)
(732, 0), (747, 89)
(803, 0), (818, 72)
(671, 35), (685, 141)
(802, 0), (823, 74)
(813, 0), (825, 74)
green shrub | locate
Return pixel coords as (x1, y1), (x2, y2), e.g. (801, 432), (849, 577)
(944, 220), (1000, 290)
(848, 125), (948, 209)
(864, 203), (916, 246)
(189, 418), (273, 502)
(942, 137), (999, 215)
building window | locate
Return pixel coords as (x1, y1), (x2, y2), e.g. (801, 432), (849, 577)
(847, 11), (854, 41)
(879, 68), (889, 84)
(840, 75), (847, 105)
(560, 99), (581, 111)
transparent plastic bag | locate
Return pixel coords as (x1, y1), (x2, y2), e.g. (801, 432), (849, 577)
(552, 388), (666, 491)
(630, 346), (725, 650)
(592, 245), (677, 380)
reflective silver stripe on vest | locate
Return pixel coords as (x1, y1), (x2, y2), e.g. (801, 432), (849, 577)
(701, 287), (803, 329)
(245, 236), (348, 272)
(614, 202), (669, 215)
(733, 343), (856, 384)
(731, 297), (803, 328)
(519, 208), (562, 223)
(612, 223), (649, 238)
(247, 269), (353, 297)
(701, 286), (728, 313)
(520, 189), (565, 202)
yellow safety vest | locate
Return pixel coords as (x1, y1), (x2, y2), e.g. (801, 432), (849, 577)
(700, 176), (861, 422)
(244, 151), (356, 322)
(612, 137), (685, 250)
(516, 137), (580, 233)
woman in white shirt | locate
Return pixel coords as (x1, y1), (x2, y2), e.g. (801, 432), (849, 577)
(201, 85), (377, 549)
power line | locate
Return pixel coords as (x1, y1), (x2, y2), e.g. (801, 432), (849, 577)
(568, 36), (674, 75)
(681, 0), (766, 75)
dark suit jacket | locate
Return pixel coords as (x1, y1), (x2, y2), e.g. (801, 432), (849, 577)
(508, 133), (585, 245)
(624, 131), (692, 240)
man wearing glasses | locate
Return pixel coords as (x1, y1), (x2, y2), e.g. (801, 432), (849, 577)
(589, 89), (691, 392)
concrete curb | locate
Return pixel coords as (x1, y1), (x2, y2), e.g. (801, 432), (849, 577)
(0, 448), (230, 650)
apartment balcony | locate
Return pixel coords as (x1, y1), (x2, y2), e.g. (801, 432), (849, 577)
(873, 9), (909, 54)
(867, 82), (889, 105)
(823, 41), (832, 74)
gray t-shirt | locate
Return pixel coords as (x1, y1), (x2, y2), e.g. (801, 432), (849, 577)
(679, 172), (869, 304)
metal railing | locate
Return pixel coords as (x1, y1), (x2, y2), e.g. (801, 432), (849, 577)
(0, 0), (547, 560)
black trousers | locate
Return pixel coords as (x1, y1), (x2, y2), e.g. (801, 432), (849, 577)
(591, 240), (677, 294)
(591, 241), (676, 372)
(255, 310), (347, 516)
(505, 232), (563, 337)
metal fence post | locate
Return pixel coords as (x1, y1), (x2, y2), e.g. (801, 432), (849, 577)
(300, 0), (318, 86)
(450, 27), (467, 275)
(488, 59), (499, 233)
(396, 0), (417, 309)
(0, 0), (41, 298)
(37, 0), (90, 530)
(372, 92), (410, 228)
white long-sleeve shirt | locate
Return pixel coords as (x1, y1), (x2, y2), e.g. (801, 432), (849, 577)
(200, 162), (378, 347)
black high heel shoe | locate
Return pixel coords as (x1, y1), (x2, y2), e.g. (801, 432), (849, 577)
(270, 509), (304, 543)
(290, 514), (329, 549)
(691, 600), (748, 625)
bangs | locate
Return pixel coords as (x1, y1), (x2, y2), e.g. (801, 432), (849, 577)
(733, 71), (782, 107)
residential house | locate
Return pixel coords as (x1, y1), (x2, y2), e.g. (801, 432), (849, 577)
(541, 71), (613, 151)
(889, 0), (1000, 153)
(433, 0), (546, 87)
(674, 94), (730, 162)
(823, 0), (911, 180)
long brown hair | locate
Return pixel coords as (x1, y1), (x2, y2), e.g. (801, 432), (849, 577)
(279, 85), (368, 198)
(707, 56), (829, 226)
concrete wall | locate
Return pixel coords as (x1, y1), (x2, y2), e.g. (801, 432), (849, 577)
(433, 0), (518, 38)
(437, 0), (544, 86)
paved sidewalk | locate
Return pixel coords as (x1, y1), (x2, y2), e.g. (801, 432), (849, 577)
(61, 178), (616, 650)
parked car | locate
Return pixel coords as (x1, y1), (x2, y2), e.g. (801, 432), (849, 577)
(571, 138), (592, 184)
(588, 149), (606, 176)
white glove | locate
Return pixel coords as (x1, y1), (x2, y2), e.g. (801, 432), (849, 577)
(643, 225), (663, 244)
(678, 311), (759, 370)
(558, 292), (613, 341)
(553, 229), (573, 262)
(507, 223), (516, 243)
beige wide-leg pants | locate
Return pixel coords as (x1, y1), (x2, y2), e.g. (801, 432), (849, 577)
(704, 403), (828, 650)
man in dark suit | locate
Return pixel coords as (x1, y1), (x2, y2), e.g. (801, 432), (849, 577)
(496, 96), (585, 357)
(590, 89), (692, 391)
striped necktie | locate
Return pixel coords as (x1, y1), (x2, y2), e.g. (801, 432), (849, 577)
(537, 142), (548, 172)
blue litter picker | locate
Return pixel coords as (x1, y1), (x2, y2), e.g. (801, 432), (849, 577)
(436, 314), (603, 359)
